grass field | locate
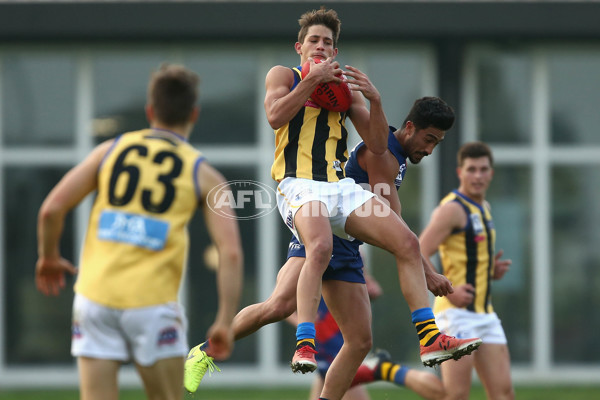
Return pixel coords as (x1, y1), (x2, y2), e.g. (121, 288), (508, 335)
(1, 385), (599, 400)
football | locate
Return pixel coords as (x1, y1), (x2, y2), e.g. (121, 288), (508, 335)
(301, 59), (352, 112)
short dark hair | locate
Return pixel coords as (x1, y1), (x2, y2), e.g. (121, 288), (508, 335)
(298, 7), (341, 47)
(457, 141), (494, 167)
(147, 63), (199, 126)
(402, 96), (455, 132)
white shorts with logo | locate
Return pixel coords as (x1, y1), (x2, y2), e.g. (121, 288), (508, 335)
(276, 177), (375, 242)
(71, 294), (189, 366)
(436, 308), (507, 345)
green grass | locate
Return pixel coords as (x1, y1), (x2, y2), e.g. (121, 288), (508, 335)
(0, 386), (599, 400)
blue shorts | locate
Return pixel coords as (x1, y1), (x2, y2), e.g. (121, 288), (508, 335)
(287, 235), (365, 284)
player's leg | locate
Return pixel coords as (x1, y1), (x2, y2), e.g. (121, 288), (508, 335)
(122, 303), (189, 397)
(135, 357), (184, 400)
(310, 373), (371, 400)
(231, 256), (303, 340)
(404, 369), (445, 400)
(292, 200), (334, 372)
(72, 294), (126, 400)
(309, 374), (326, 400)
(345, 197), (481, 366)
(440, 355), (474, 400)
(344, 196), (430, 312)
(351, 350), (444, 400)
(78, 357), (120, 400)
(473, 343), (514, 400)
(342, 386), (372, 400)
(319, 280), (372, 400)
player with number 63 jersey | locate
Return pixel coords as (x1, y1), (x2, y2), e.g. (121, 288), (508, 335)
(77, 128), (204, 308)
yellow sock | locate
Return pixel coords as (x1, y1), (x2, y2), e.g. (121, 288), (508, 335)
(414, 318), (441, 346)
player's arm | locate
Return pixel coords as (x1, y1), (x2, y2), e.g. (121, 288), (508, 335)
(420, 201), (465, 259)
(264, 59), (341, 129)
(36, 139), (114, 296)
(420, 202), (469, 298)
(198, 162), (244, 360)
(345, 65), (388, 155)
(362, 148), (403, 215)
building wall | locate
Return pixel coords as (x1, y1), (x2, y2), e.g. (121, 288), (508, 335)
(0, 1), (599, 388)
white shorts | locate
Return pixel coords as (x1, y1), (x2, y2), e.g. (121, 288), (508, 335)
(71, 294), (189, 366)
(276, 177), (375, 242)
(436, 308), (507, 345)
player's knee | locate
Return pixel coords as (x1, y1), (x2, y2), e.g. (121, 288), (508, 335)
(263, 297), (295, 322)
(356, 337), (372, 358)
(305, 240), (333, 266)
(392, 232), (420, 261)
(345, 331), (372, 356)
(498, 385), (515, 400)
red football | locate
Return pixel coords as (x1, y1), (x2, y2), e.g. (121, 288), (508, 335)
(301, 59), (352, 112)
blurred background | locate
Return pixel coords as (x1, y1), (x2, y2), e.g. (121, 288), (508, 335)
(0, 0), (599, 392)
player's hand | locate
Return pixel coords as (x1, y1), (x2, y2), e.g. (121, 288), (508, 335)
(343, 65), (381, 102)
(446, 283), (475, 308)
(307, 57), (343, 84)
(205, 323), (234, 361)
(365, 272), (384, 300)
(35, 256), (77, 296)
(425, 270), (454, 297)
(493, 249), (512, 280)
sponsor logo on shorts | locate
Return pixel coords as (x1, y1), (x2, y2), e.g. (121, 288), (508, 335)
(286, 210), (294, 230)
(206, 180), (277, 220)
(72, 322), (82, 339)
(288, 243), (303, 250)
(158, 327), (178, 345)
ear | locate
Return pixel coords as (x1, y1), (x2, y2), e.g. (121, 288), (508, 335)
(456, 166), (462, 178)
(190, 106), (200, 124)
(145, 104), (154, 123)
(405, 121), (416, 137)
(295, 42), (302, 55)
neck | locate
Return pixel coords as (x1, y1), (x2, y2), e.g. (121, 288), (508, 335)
(457, 188), (484, 205)
(150, 123), (190, 139)
(395, 128), (405, 145)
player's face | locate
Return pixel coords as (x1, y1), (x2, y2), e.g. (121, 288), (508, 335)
(405, 125), (445, 164)
(296, 25), (337, 62)
(457, 157), (493, 200)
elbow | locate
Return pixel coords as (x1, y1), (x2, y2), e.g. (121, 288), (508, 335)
(365, 142), (387, 156)
(267, 115), (285, 130)
(369, 145), (387, 156)
(38, 200), (63, 225)
(220, 245), (244, 270)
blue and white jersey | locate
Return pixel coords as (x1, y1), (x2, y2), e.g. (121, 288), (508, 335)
(345, 126), (408, 190)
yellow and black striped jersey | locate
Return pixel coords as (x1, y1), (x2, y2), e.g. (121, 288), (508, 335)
(271, 66), (349, 182)
(434, 190), (497, 314)
(76, 128), (204, 308)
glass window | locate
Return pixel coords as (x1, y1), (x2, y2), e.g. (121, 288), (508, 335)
(549, 50), (600, 145)
(185, 51), (259, 145)
(92, 52), (171, 141)
(186, 166), (259, 364)
(487, 166), (533, 363)
(365, 48), (431, 135)
(1, 52), (76, 146)
(474, 48), (532, 144)
(4, 166), (75, 365)
(552, 166), (600, 363)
